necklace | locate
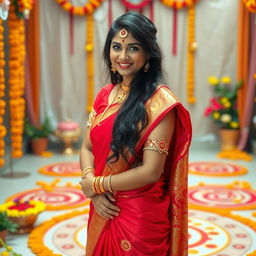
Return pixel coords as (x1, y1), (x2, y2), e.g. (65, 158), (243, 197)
(97, 84), (130, 126)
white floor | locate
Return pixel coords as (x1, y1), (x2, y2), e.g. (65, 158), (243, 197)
(0, 142), (256, 255)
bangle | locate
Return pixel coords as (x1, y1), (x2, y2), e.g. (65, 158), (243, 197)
(99, 176), (105, 193)
(95, 176), (101, 194)
(81, 167), (94, 178)
(92, 177), (97, 193)
(107, 175), (113, 193)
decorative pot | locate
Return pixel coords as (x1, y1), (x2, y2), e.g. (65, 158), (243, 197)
(31, 137), (48, 155)
(8, 214), (38, 234)
(0, 230), (7, 247)
(219, 129), (239, 151)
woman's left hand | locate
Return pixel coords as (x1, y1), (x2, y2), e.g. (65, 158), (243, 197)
(80, 176), (95, 198)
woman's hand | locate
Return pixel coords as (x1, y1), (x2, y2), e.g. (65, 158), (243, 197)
(79, 176), (95, 198)
(91, 193), (120, 220)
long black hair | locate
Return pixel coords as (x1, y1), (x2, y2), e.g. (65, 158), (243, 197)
(103, 12), (163, 164)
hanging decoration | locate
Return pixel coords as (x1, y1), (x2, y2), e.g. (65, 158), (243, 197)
(121, 0), (152, 9)
(13, 0), (34, 19)
(121, 0), (154, 21)
(55, 0), (104, 15)
(0, 19), (6, 167)
(187, 4), (196, 104)
(55, 0), (104, 112)
(243, 0), (256, 13)
(160, 0), (199, 104)
(85, 14), (94, 112)
(160, 0), (198, 9)
(108, 0), (112, 28)
(8, 5), (26, 159)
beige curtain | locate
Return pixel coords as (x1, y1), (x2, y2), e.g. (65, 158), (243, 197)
(39, 0), (238, 139)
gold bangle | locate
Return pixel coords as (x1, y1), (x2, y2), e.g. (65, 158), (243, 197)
(95, 176), (101, 194)
(92, 177), (97, 193)
(81, 169), (94, 179)
(99, 176), (105, 193)
(107, 175), (113, 193)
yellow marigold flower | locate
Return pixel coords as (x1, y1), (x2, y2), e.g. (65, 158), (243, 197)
(230, 121), (239, 128)
(224, 102), (231, 108)
(208, 76), (219, 85)
(220, 114), (232, 123)
(221, 76), (231, 84)
(220, 97), (228, 104)
(0, 251), (10, 256)
(212, 112), (220, 119)
(6, 246), (12, 251)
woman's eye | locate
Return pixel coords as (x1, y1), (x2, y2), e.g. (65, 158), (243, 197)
(129, 46), (139, 52)
(112, 45), (120, 50)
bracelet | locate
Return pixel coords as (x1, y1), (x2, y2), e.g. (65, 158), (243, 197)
(107, 175), (113, 193)
(81, 167), (94, 178)
(92, 177), (97, 193)
(99, 176), (105, 193)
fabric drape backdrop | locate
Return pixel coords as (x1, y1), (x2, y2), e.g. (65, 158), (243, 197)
(39, 0), (238, 138)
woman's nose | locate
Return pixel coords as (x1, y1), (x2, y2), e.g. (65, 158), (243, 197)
(119, 49), (128, 60)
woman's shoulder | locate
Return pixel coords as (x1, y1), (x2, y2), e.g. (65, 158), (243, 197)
(151, 84), (180, 104)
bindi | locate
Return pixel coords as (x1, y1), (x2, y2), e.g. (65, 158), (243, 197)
(119, 28), (129, 42)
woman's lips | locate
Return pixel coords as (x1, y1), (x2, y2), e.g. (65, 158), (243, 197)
(118, 62), (132, 69)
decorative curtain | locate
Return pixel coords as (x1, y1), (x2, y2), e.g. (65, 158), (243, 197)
(39, 0), (238, 138)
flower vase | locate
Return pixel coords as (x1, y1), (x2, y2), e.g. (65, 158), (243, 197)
(8, 214), (38, 234)
(219, 129), (239, 151)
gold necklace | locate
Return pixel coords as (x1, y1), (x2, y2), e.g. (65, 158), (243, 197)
(97, 84), (130, 126)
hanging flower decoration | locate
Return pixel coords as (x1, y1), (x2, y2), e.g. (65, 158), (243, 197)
(243, 0), (256, 13)
(0, 200), (45, 217)
(160, 0), (198, 9)
(55, 0), (104, 15)
(0, 19), (6, 168)
(121, 0), (152, 9)
(12, 0), (34, 19)
(8, 5), (26, 159)
(160, 0), (199, 104)
(56, 0), (104, 112)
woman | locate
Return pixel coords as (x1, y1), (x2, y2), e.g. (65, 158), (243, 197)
(80, 12), (192, 256)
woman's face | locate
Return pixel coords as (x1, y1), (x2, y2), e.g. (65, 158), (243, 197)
(110, 30), (147, 84)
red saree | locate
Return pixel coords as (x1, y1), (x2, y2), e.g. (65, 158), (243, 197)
(86, 84), (192, 256)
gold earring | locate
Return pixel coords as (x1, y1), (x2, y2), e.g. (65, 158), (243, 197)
(111, 65), (116, 73)
(144, 60), (150, 72)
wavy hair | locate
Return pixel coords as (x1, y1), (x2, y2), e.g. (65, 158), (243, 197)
(103, 12), (163, 164)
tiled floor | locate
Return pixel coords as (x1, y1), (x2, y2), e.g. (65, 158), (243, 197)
(0, 142), (255, 255)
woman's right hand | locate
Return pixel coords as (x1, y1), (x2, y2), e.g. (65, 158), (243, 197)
(91, 192), (120, 220)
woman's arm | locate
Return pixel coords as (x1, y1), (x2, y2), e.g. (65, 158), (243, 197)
(81, 109), (176, 195)
(109, 109), (176, 191)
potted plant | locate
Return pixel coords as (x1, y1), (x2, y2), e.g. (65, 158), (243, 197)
(0, 212), (18, 245)
(24, 118), (52, 155)
(0, 200), (46, 234)
(204, 76), (242, 151)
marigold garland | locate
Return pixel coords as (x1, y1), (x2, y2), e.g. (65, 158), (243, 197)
(243, 0), (256, 13)
(28, 209), (89, 256)
(217, 149), (253, 161)
(56, 0), (102, 113)
(121, 0), (152, 9)
(160, 0), (198, 9)
(8, 5), (26, 159)
(0, 19), (6, 168)
(55, 0), (104, 16)
(187, 4), (196, 104)
(85, 14), (94, 112)
(13, 0), (34, 19)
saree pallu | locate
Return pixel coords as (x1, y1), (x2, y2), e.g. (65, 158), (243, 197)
(86, 84), (192, 256)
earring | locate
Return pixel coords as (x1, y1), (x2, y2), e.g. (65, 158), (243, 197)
(111, 65), (116, 73)
(144, 60), (150, 72)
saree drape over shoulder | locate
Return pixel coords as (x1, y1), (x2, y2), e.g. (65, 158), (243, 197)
(86, 84), (192, 256)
